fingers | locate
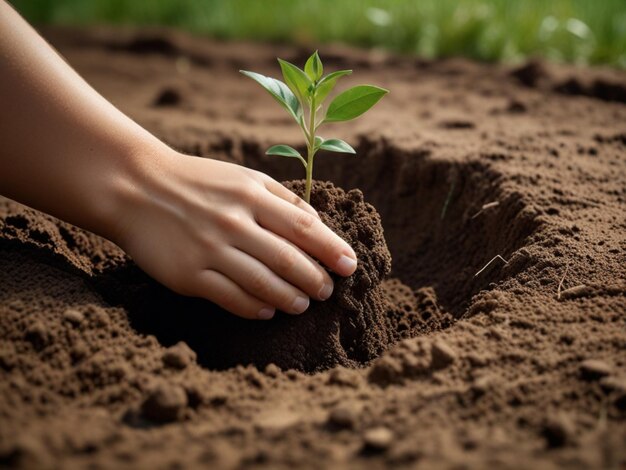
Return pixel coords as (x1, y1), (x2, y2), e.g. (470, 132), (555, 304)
(236, 224), (334, 301)
(217, 247), (311, 315)
(191, 269), (276, 320)
(263, 180), (320, 219)
(255, 195), (358, 277)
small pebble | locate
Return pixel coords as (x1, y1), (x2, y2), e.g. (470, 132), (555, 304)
(363, 427), (394, 451)
(142, 383), (188, 423)
(430, 340), (457, 369)
(580, 359), (612, 380)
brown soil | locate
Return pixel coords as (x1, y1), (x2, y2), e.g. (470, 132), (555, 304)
(1, 27), (625, 469)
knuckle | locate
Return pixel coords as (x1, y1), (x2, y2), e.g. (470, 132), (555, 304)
(215, 212), (245, 232)
(275, 244), (298, 274)
(290, 193), (304, 206)
(248, 269), (270, 296)
(313, 269), (328, 291)
(253, 169), (271, 182)
(292, 212), (316, 238)
(234, 184), (261, 205)
(199, 235), (219, 252)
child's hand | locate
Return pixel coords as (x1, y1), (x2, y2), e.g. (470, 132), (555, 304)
(113, 151), (357, 320)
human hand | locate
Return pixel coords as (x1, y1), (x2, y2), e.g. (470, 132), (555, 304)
(112, 150), (358, 320)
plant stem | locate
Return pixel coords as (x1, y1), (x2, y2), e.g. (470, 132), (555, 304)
(305, 146), (313, 204)
(304, 95), (316, 204)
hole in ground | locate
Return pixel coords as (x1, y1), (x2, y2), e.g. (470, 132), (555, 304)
(95, 138), (541, 372)
(238, 136), (541, 318)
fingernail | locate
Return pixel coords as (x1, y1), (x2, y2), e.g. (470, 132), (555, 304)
(291, 296), (309, 314)
(336, 254), (357, 275)
(258, 307), (275, 320)
(318, 282), (334, 300)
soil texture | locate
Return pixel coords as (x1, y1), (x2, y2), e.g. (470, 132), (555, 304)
(0, 27), (625, 469)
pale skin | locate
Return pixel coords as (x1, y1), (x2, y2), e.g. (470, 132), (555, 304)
(0, 2), (358, 320)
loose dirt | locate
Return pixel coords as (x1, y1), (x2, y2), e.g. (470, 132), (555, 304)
(0, 27), (625, 469)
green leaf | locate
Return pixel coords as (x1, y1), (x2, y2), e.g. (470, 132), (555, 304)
(318, 138), (356, 154)
(277, 58), (312, 104)
(304, 51), (323, 82)
(315, 70), (352, 103)
(240, 70), (302, 122)
(266, 145), (307, 167)
(324, 85), (388, 123)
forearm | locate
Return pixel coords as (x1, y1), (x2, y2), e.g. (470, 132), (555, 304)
(0, 1), (168, 242)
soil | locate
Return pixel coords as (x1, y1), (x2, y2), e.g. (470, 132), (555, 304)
(1, 26), (625, 469)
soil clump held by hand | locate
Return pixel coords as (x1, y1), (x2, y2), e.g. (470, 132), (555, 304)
(127, 180), (395, 372)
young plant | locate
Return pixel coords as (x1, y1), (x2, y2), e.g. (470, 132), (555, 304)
(240, 52), (388, 204)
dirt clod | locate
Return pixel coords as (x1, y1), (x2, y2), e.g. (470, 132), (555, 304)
(368, 356), (404, 386)
(142, 382), (188, 423)
(62, 308), (84, 325)
(363, 427), (394, 451)
(430, 340), (457, 369)
(328, 402), (362, 429)
(162, 342), (196, 369)
(328, 367), (361, 388)
(25, 321), (49, 348)
(255, 409), (300, 433)
(542, 414), (576, 448)
(580, 359), (613, 380)
(264, 363), (281, 378)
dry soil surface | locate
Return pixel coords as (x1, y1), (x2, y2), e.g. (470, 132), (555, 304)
(1, 27), (625, 469)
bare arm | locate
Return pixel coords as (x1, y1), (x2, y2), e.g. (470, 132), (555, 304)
(0, 1), (357, 320)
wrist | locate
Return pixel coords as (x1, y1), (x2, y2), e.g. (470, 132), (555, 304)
(94, 137), (180, 249)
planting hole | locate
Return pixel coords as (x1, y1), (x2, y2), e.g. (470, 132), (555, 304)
(93, 137), (540, 372)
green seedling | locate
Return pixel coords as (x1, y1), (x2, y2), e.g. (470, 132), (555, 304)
(241, 51), (388, 204)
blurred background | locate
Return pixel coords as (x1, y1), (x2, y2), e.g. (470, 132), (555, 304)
(11, 0), (626, 69)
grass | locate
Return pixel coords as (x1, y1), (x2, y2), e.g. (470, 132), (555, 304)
(12, 0), (626, 68)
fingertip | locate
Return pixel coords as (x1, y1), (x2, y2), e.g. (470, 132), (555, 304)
(257, 307), (275, 320)
(335, 254), (358, 276)
(318, 281), (334, 300)
(291, 295), (309, 314)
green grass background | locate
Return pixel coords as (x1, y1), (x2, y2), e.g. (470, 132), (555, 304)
(11, 0), (626, 68)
